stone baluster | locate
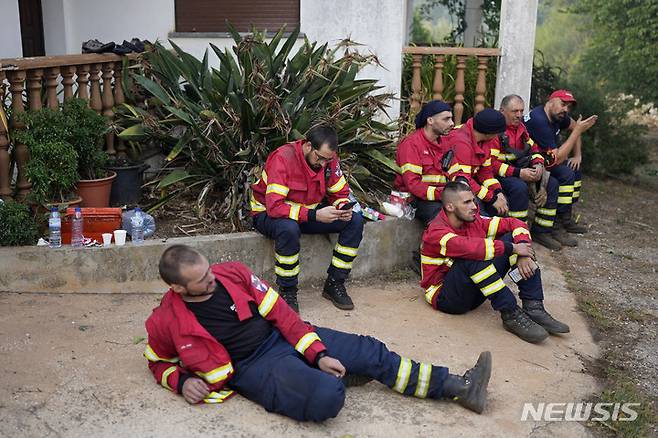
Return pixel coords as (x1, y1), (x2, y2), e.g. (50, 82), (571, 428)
(61, 66), (77, 101)
(45, 67), (60, 109)
(113, 61), (127, 158)
(0, 73), (11, 199)
(453, 55), (467, 125)
(77, 64), (90, 100)
(27, 69), (44, 111)
(89, 63), (102, 113)
(474, 56), (488, 114)
(432, 55), (445, 101)
(8, 71), (31, 198)
(410, 54), (423, 112)
(101, 62), (116, 156)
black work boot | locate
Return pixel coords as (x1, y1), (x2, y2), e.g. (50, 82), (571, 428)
(322, 276), (354, 310)
(279, 286), (299, 313)
(342, 374), (374, 387)
(522, 299), (570, 334)
(532, 231), (562, 251)
(500, 306), (549, 344)
(442, 351), (492, 414)
(551, 223), (578, 247)
(410, 250), (421, 277)
(560, 213), (588, 234)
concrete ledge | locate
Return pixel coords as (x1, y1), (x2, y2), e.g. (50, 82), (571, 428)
(0, 218), (423, 294)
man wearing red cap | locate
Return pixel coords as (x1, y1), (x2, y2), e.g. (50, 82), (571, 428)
(524, 90), (598, 246)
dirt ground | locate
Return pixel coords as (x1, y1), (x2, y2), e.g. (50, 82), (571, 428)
(553, 175), (658, 437)
(0, 256), (599, 438)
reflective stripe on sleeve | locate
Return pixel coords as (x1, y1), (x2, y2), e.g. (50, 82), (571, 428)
(401, 163), (422, 174)
(295, 332), (321, 355)
(414, 363), (432, 398)
(161, 365), (177, 391)
(393, 358), (412, 393)
(439, 232), (456, 256)
(258, 288), (279, 317)
(144, 344), (179, 363)
(327, 176), (347, 194)
(195, 363), (233, 384)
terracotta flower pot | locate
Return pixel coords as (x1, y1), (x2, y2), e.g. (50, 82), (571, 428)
(76, 171), (117, 207)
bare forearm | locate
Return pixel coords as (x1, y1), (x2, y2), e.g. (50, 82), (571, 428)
(554, 130), (581, 164)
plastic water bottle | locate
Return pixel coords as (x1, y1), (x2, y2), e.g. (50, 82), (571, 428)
(131, 207), (145, 245)
(71, 207), (84, 247)
(48, 208), (61, 248)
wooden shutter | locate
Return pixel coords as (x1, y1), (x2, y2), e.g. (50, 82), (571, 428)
(175, 0), (299, 32)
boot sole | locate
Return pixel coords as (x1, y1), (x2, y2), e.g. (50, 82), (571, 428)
(322, 292), (354, 310)
(463, 351), (492, 414)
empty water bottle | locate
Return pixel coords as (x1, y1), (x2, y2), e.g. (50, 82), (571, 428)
(71, 207), (84, 247)
(131, 207), (144, 245)
(48, 208), (62, 248)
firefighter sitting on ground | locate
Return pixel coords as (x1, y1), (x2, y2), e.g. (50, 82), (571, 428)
(250, 125), (362, 312)
(524, 90), (598, 247)
(486, 94), (564, 251)
(144, 245), (493, 421)
(420, 181), (570, 344)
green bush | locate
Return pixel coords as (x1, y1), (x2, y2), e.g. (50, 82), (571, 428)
(25, 140), (79, 205)
(116, 26), (398, 227)
(62, 98), (109, 180)
(0, 201), (40, 246)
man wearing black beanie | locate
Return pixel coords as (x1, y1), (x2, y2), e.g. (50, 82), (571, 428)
(444, 109), (509, 216)
(395, 100), (455, 225)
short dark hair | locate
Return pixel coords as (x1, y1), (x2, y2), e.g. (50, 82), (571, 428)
(306, 125), (338, 151)
(159, 245), (204, 285)
(500, 94), (524, 109)
(441, 180), (472, 203)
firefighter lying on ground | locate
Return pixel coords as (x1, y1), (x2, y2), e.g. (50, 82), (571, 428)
(524, 89), (598, 247)
(250, 125), (362, 312)
(420, 181), (570, 344)
(144, 245), (493, 421)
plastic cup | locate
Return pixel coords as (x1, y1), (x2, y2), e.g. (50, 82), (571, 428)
(113, 229), (127, 246)
(102, 233), (113, 247)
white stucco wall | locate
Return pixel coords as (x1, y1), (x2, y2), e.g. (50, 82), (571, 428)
(301, 0), (406, 119)
(38, 0), (406, 118)
(0, 0), (23, 58)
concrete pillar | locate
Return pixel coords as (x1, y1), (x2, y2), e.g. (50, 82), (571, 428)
(494, 0), (538, 111)
(0, 0), (23, 58)
(463, 0), (484, 48)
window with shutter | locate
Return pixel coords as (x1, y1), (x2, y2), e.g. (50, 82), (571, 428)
(175, 0), (300, 33)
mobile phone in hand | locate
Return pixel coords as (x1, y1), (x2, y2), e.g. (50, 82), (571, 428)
(339, 201), (357, 211)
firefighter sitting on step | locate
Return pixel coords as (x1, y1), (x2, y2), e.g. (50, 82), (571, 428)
(144, 245), (494, 421)
(420, 181), (570, 344)
(524, 90), (598, 247)
(444, 108), (508, 217)
(250, 125), (363, 312)
(395, 100), (455, 225)
(486, 94), (563, 251)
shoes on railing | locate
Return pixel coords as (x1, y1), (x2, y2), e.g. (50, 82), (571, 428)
(82, 39), (116, 54)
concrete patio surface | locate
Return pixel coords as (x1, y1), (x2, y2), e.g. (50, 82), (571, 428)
(0, 246), (599, 438)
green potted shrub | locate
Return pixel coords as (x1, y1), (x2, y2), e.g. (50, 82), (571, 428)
(0, 200), (41, 246)
(62, 99), (116, 207)
(13, 109), (81, 207)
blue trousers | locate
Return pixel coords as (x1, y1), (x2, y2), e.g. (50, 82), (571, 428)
(412, 199), (443, 226)
(548, 164), (581, 216)
(499, 176), (529, 222)
(531, 175), (559, 234)
(436, 234), (544, 313)
(229, 327), (450, 422)
(253, 212), (364, 288)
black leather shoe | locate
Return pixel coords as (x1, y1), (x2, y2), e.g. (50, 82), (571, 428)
(342, 374), (373, 387)
(522, 299), (570, 334)
(322, 276), (354, 310)
(82, 39), (115, 54)
(500, 306), (549, 343)
(442, 351), (492, 414)
(279, 286), (299, 313)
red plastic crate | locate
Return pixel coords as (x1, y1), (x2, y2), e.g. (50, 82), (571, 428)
(61, 208), (122, 244)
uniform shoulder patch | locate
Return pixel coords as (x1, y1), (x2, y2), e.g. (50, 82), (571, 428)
(335, 163), (343, 177)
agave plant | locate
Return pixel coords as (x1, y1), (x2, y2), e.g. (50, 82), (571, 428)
(116, 26), (399, 229)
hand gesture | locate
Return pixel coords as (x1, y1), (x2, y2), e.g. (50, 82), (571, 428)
(493, 192), (509, 216)
(513, 242), (535, 259)
(516, 256), (538, 280)
(316, 206), (344, 223)
(567, 155), (582, 170)
(574, 115), (598, 133)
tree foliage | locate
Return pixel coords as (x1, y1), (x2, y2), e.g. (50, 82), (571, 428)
(576, 0), (658, 103)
